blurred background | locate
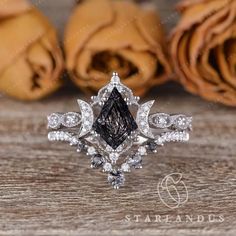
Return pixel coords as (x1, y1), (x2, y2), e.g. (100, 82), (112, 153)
(30, 0), (178, 37)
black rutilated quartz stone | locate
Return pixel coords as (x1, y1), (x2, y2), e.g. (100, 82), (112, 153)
(91, 154), (104, 168)
(93, 87), (138, 149)
(147, 141), (158, 152)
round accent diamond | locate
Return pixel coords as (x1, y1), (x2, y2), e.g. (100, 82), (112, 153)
(70, 136), (78, 146)
(62, 112), (80, 127)
(149, 113), (171, 128)
(84, 112), (90, 118)
(140, 112), (146, 118)
(111, 73), (120, 84)
(87, 146), (96, 155)
(48, 113), (60, 129)
(121, 163), (130, 172)
(108, 170), (125, 189)
(183, 132), (190, 142)
(136, 100), (155, 139)
(174, 115), (191, 130)
(109, 152), (119, 164)
(140, 121), (146, 127)
(138, 146), (147, 156)
(103, 162), (113, 172)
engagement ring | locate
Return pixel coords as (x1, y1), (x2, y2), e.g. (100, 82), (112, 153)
(47, 72), (192, 189)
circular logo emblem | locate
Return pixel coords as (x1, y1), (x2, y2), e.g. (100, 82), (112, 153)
(157, 173), (188, 209)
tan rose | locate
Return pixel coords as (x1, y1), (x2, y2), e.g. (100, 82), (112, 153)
(64, 0), (171, 96)
(171, 0), (236, 106)
(0, 0), (64, 101)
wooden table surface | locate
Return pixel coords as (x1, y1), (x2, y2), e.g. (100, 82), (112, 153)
(0, 1), (235, 235)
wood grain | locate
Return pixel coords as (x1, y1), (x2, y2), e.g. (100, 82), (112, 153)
(1, 84), (236, 236)
(0, 0), (235, 235)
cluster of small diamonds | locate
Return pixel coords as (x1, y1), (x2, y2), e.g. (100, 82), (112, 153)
(91, 72), (139, 106)
(136, 101), (155, 138)
(149, 113), (192, 130)
(85, 145), (113, 175)
(48, 131), (79, 146)
(105, 145), (148, 189)
(77, 100), (94, 137)
(47, 112), (81, 129)
(157, 131), (190, 144)
(120, 146), (147, 173)
(83, 141), (152, 189)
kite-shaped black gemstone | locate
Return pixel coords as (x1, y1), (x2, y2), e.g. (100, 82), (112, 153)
(93, 87), (138, 149)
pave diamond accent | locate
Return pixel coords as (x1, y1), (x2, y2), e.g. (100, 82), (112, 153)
(158, 131), (189, 143)
(47, 113), (61, 129)
(93, 87), (138, 150)
(136, 100), (155, 138)
(103, 162), (113, 172)
(48, 112), (81, 129)
(109, 152), (119, 164)
(78, 100), (94, 137)
(173, 115), (192, 130)
(48, 131), (78, 145)
(87, 146), (96, 155)
(121, 163), (130, 172)
(149, 113), (171, 128)
(138, 146), (147, 156)
(61, 112), (81, 127)
(149, 113), (192, 130)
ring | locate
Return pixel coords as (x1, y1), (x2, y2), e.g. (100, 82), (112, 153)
(47, 72), (192, 189)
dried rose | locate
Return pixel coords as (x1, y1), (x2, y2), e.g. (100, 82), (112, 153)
(0, 0), (64, 101)
(171, 0), (236, 106)
(64, 0), (171, 96)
